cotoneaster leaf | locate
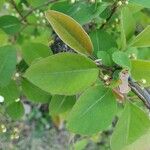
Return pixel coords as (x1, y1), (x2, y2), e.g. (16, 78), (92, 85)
(24, 53), (99, 95)
(45, 10), (93, 56)
(67, 84), (117, 135)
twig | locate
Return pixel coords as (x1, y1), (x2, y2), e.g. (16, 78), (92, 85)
(9, 0), (27, 22)
(100, 2), (118, 29)
(21, 0), (58, 21)
(128, 77), (150, 109)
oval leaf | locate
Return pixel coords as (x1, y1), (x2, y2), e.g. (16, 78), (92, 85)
(24, 53), (99, 95)
(45, 10), (93, 55)
(112, 51), (131, 69)
(67, 85), (117, 135)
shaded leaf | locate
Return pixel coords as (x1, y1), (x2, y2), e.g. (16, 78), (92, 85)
(49, 95), (76, 116)
(45, 10), (93, 55)
(120, 6), (135, 49)
(22, 79), (51, 103)
(89, 30), (117, 54)
(22, 42), (52, 65)
(0, 45), (17, 87)
(67, 85), (117, 135)
(6, 101), (25, 120)
(0, 80), (19, 105)
(24, 53), (99, 95)
(51, 1), (107, 25)
(0, 15), (21, 34)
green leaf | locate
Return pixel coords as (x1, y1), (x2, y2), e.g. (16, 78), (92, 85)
(131, 59), (150, 85)
(0, 45), (17, 87)
(111, 102), (150, 150)
(112, 51), (131, 69)
(129, 0), (150, 8)
(28, 0), (47, 7)
(6, 101), (25, 120)
(49, 95), (76, 116)
(0, 29), (8, 46)
(0, 80), (19, 105)
(22, 79), (51, 103)
(24, 53), (99, 95)
(97, 51), (113, 66)
(120, 6), (135, 49)
(67, 85), (117, 135)
(22, 42), (52, 65)
(45, 10), (93, 56)
(130, 25), (150, 48)
(89, 30), (117, 54)
(0, 15), (21, 34)
(51, 1), (108, 25)
(74, 139), (88, 150)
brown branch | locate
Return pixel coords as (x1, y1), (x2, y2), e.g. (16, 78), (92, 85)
(9, 0), (27, 22)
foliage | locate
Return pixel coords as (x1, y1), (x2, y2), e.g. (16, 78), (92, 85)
(0, 0), (150, 149)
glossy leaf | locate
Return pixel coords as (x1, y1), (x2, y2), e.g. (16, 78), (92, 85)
(111, 102), (150, 150)
(6, 101), (25, 120)
(0, 15), (21, 34)
(67, 85), (117, 135)
(22, 42), (52, 65)
(49, 95), (76, 116)
(22, 79), (51, 103)
(131, 25), (150, 47)
(112, 51), (131, 69)
(45, 10), (93, 56)
(24, 53), (99, 95)
(0, 45), (17, 87)
(131, 59), (150, 85)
